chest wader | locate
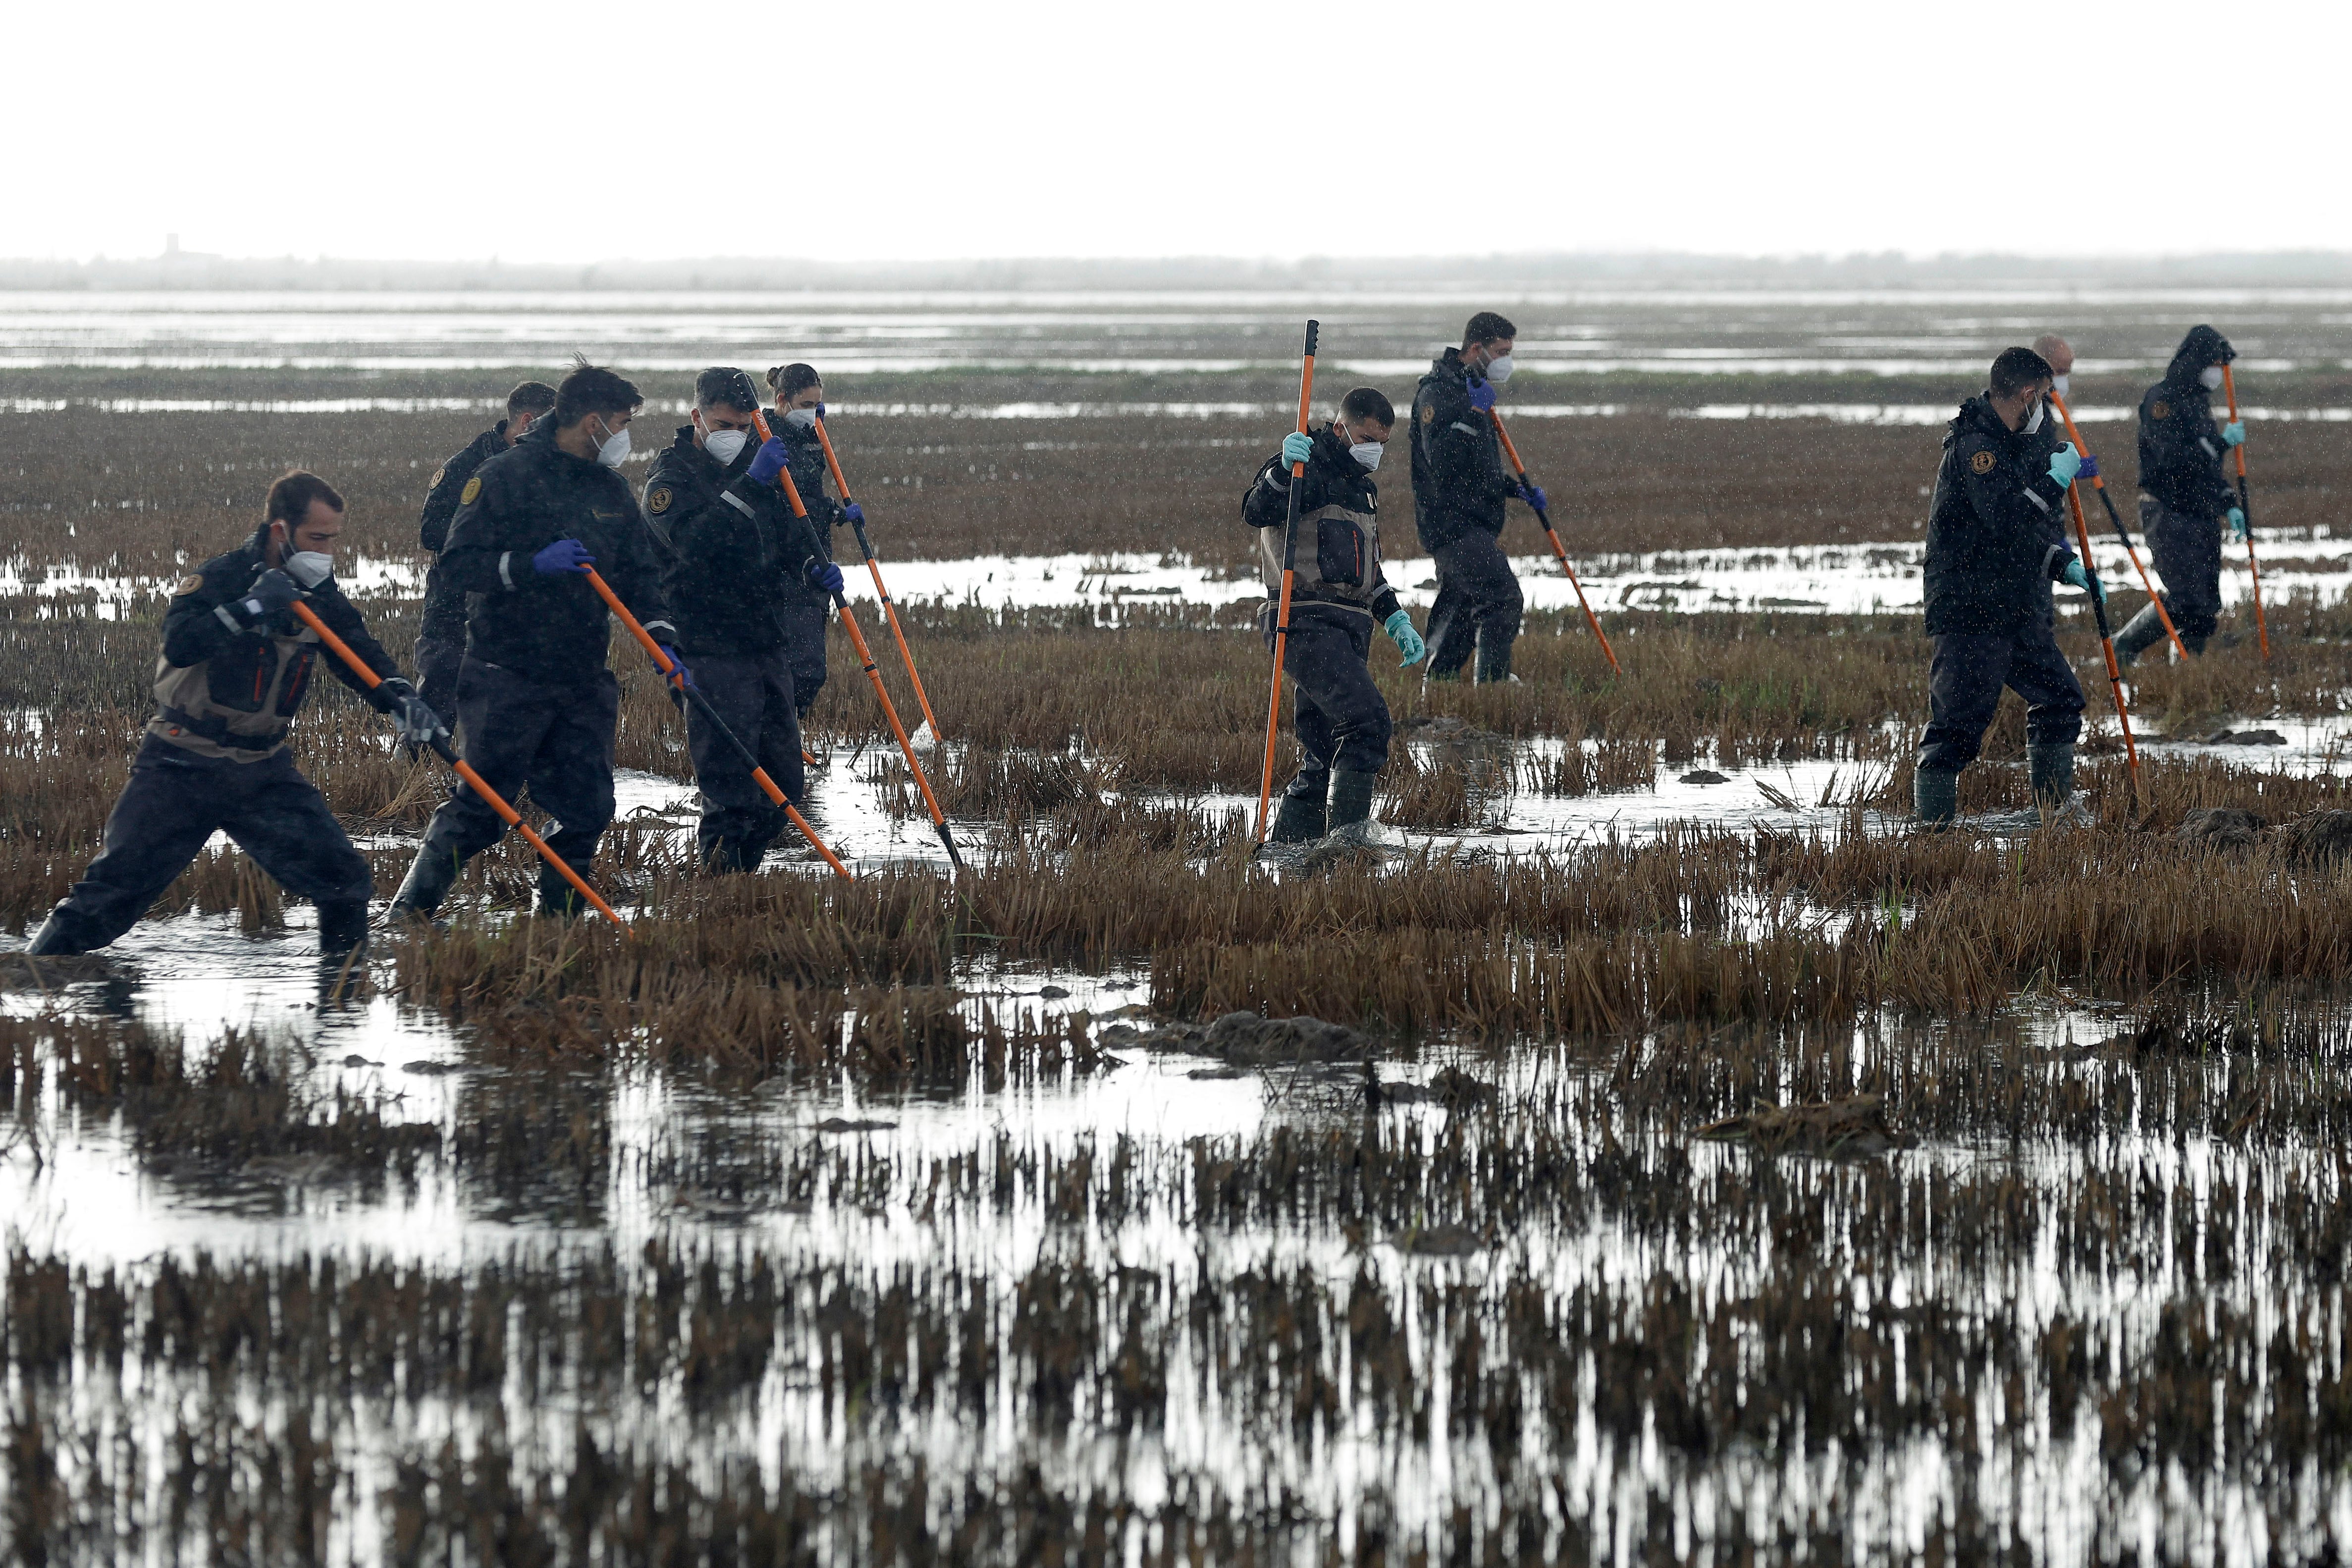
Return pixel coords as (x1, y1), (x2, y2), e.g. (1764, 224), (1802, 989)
(1260, 497), (1386, 843)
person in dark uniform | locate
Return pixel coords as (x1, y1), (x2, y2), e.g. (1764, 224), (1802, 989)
(2114, 324), (2246, 665)
(1411, 311), (1545, 684)
(387, 361), (680, 919)
(1243, 387), (1426, 842)
(640, 368), (843, 872)
(414, 381), (558, 717)
(29, 472), (443, 957)
(762, 363), (865, 725)
(1915, 347), (2106, 827)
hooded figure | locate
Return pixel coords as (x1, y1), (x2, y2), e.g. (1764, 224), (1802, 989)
(2118, 325), (2243, 661)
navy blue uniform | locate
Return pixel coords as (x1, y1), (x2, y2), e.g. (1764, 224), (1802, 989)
(642, 425), (824, 869)
(1244, 427), (1403, 799)
(2129, 325), (2238, 649)
(1917, 396), (2085, 774)
(1410, 350), (1522, 681)
(414, 423), (512, 715)
(392, 422), (675, 917)
(767, 416), (842, 720)
(33, 532), (403, 954)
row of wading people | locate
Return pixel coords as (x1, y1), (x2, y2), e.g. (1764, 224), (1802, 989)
(21, 319), (2255, 955)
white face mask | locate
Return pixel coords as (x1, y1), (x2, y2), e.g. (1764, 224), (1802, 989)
(1482, 352), (1514, 384)
(283, 550), (333, 589)
(2199, 366), (2226, 391)
(2049, 374), (2070, 397)
(589, 416), (630, 468)
(2022, 400), (2046, 435)
(703, 428), (750, 463)
(782, 407), (818, 431)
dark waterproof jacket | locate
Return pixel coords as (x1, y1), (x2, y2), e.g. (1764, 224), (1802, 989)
(1409, 349), (1513, 552)
(1923, 396), (2079, 637)
(1242, 425), (1402, 626)
(419, 422), (510, 553)
(2136, 324), (2238, 517)
(150, 532), (400, 760)
(641, 427), (822, 656)
(770, 417), (844, 564)
(437, 421), (676, 685)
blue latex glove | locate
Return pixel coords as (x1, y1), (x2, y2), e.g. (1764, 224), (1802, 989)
(1465, 378), (1497, 414)
(2045, 443), (2083, 489)
(532, 539), (594, 576)
(656, 646), (698, 694)
(805, 559), (845, 597)
(842, 501), (865, 527)
(1515, 482), (1548, 513)
(2221, 421), (2246, 447)
(748, 436), (791, 486)
(1384, 609), (1426, 667)
(1281, 432), (1313, 468)
(815, 402), (826, 421)
(2228, 506), (2248, 541)
(2060, 559), (2106, 606)
(2076, 453), (2100, 481)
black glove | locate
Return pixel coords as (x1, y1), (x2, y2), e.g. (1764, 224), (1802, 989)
(375, 677), (449, 758)
(215, 568), (301, 631)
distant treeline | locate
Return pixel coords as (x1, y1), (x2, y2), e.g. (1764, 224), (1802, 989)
(6, 251), (2352, 291)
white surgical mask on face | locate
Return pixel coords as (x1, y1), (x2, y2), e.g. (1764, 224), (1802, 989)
(2022, 400), (2046, 435)
(1349, 439), (1384, 471)
(2050, 374), (2070, 397)
(2199, 366), (2226, 390)
(703, 429), (750, 463)
(1483, 352), (1514, 384)
(782, 407), (818, 431)
(590, 416), (630, 468)
(284, 550), (333, 589)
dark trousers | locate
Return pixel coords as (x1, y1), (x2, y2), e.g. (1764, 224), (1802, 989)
(42, 735), (371, 949)
(1424, 532), (1524, 680)
(1918, 626), (2085, 773)
(2139, 497), (2224, 642)
(414, 562), (467, 718)
(781, 585), (830, 721)
(414, 659), (618, 890)
(1262, 606), (1392, 795)
(687, 649), (804, 869)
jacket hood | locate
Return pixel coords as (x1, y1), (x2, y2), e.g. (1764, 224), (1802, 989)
(1946, 394), (2009, 446)
(2165, 324), (2235, 384)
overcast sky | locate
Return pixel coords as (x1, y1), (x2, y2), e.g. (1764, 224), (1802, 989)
(9, 0), (2342, 264)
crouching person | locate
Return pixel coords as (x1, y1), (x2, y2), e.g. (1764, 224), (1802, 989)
(30, 471), (441, 957)
(1243, 386), (1426, 843)
(1917, 347), (2106, 827)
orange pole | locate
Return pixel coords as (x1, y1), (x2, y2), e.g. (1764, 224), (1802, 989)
(2220, 365), (2269, 659)
(753, 410), (964, 868)
(2050, 392), (2187, 661)
(2065, 483), (2141, 806)
(581, 568), (853, 882)
(1255, 321), (1317, 843)
(288, 600), (633, 934)
(811, 415), (945, 743)
(1489, 410), (1621, 677)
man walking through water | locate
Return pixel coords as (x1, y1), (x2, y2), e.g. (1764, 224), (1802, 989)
(1915, 347), (2105, 828)
(414, 381), (558, 719)
(2114, 324), (2245, 665)
(1412, 311), (1546, 684)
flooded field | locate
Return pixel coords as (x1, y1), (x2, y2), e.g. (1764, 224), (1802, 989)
(4, 286), (2352, 1562)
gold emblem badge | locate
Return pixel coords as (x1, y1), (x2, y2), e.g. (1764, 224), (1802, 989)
(429, 466), (446, 488)
(647, 487), (673, 515)
(2151, 400), (2170, 420)
(1420, 404), (1437, 424)
(1969, 450), (1997, 476)
(460, 476), (482, 505)
(171, 573), (204, 595)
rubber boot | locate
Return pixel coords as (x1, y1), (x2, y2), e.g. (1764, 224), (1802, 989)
(316, 899), (370, 959)
(1473, 635), (1516, 685)
(1269, 792), (1327, 845)
(2111, 602), (2168, 668)
(387, 843), (462, 921)
(1326, 770), (1379, 835)
(1914, 768), (1959, 830)
(25, 909), (90, 957)
(537, 859), (596, 919)
(2027, 743), (2075, 813)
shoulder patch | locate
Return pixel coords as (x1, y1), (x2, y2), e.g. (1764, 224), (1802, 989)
(171, 573), (205, 596)
(1420, 404), (1437, 425)
(2150, 400), (2170, 420)
(647, 486), (673, 515)
(1969, 450), (1997, 476)
(429, 466), (446, 489)
(460, 476), (482, 505)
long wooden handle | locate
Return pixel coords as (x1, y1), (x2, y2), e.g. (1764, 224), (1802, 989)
(1255, 321), (1317, 843)
(1488, 409), (1620, 677)
(2220, 365), (2268, 659)
(2051, 392), (2186, 660)
(2065, 485), (2140, 806)
(810, 414), (945, 741)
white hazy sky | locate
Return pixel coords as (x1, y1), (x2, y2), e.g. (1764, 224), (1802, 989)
(9, 0), (2344, 264)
